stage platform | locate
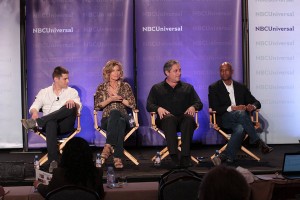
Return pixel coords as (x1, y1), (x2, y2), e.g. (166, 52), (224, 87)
(0, 144), (299, 186)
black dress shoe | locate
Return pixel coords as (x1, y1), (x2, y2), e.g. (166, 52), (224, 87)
(180, 156), (192, 168)
(169, 154), (180, 168)
(211, 156), (221, 166)
(255, 139), (274, 154)
(226, 158), (234, 163)
(211, 153), (234, 166)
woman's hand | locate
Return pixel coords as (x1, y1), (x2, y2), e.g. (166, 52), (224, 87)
(109, 94), (123, 103)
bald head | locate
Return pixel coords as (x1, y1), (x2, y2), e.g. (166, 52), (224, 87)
(219, 61), (233, 83)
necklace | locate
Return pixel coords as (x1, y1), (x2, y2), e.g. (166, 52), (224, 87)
(109, 81), (119, 90)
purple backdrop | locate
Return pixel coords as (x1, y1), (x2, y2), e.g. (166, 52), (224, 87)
(25, 0), (243, 148)
(26, 0), (134, 147)
(135, 0), (243, 145)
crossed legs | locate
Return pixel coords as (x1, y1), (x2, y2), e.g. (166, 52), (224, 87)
(37, 106), (77, 162)
(220, 110), (272, 161)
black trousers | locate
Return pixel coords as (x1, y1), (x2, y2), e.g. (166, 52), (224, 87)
(157, 114), (196, 157)
(101, 109), (129, 158)
(36, 106), (77, 162)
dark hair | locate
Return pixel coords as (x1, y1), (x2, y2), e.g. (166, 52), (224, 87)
(163, 59), (180, 76)
(60, 137), (96, 186)
(198, 166), (250, 200)
(52, 66), (69, 79)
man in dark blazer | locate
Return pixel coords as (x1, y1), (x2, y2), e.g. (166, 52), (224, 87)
(209, 62), (273, 165)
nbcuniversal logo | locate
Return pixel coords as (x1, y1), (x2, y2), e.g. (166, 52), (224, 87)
(32, 27), (74, 34)
(142, 26), (183, 32)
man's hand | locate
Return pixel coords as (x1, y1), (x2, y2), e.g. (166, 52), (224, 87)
(246, 104), (256, 112)
(31, 112), (39, 120)
(184, 106), (196, 116)
(157, 107), (170, 119)
(232, 105), (246, 111)
(65, 99), (76, 109)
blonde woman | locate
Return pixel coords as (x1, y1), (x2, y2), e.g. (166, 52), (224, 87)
(94, 60), (136, 169)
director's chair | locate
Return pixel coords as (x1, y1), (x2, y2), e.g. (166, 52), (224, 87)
(150, 112), (199, 164)
(93, 108), (139, 165)
(35, 113), (81, 165)
(209, 108), (260, 161)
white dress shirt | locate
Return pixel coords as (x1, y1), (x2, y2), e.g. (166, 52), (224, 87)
(223, 81), (236, 112)
(29, 84), (82, 116)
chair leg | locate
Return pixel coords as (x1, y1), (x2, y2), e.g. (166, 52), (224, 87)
(241, 146), (260, 161)
(123, 149), (139, 165)
(161, 150), (170, 160)
(211, 144), (228, 159)
(210, 144), (260, 161)
(39, 153), (48, 166)
(152, 147), (169, 161)
(191, 156), (199, 164)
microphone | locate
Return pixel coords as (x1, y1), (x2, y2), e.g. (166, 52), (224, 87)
(56, 97), (59, 101)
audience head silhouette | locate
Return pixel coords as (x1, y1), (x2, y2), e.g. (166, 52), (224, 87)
(60, 137), (95, 186)
(198, 165), (250, 200)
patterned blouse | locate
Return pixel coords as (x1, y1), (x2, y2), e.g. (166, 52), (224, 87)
(94, 81), (136, 118)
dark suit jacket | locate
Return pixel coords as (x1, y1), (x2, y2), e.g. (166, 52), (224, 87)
(37, 167), (104, 199)
(208, 80), (261, 126)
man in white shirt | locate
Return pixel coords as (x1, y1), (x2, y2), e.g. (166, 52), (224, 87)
(208, 62), (273, 165)
(22, 66), (82, 164)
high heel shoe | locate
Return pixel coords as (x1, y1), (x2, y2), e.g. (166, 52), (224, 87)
(101, 144), (114, 159)
(113, 157), (123, 169)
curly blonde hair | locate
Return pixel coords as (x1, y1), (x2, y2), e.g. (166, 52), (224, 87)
(102, 60), (124, 82)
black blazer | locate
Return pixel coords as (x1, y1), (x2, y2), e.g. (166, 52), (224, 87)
(208, 80), (261, 126)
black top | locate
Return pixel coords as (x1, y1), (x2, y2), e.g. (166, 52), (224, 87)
(37, 167), (104, 199)
(147, 80), (203, 116)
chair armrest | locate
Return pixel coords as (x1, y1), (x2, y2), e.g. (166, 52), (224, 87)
(132, 109), (139, 127)
(76, 113), (81, 131)
(150, 112), (157, 128)
(251, 109), (260, 129)
(93, 110), (99, 130)
(208, 108), (217, 125)
(194, 111), (199, 129)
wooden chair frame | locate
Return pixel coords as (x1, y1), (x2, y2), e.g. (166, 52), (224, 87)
(93, 108), (140, 165)
(209, 109), (260, 161)
(35, 113), (81, 165)
(150, 112), (199, 164)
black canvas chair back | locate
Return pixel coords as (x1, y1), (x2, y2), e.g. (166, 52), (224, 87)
(159, 168), (202, 200)
(45, 185), (100, 200)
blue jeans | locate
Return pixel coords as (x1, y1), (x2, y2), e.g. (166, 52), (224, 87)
(221, 110), (260, 160)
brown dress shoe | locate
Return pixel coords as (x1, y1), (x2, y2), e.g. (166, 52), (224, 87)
(256, 140), (273, 154)
(21, 119), (37, 130)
